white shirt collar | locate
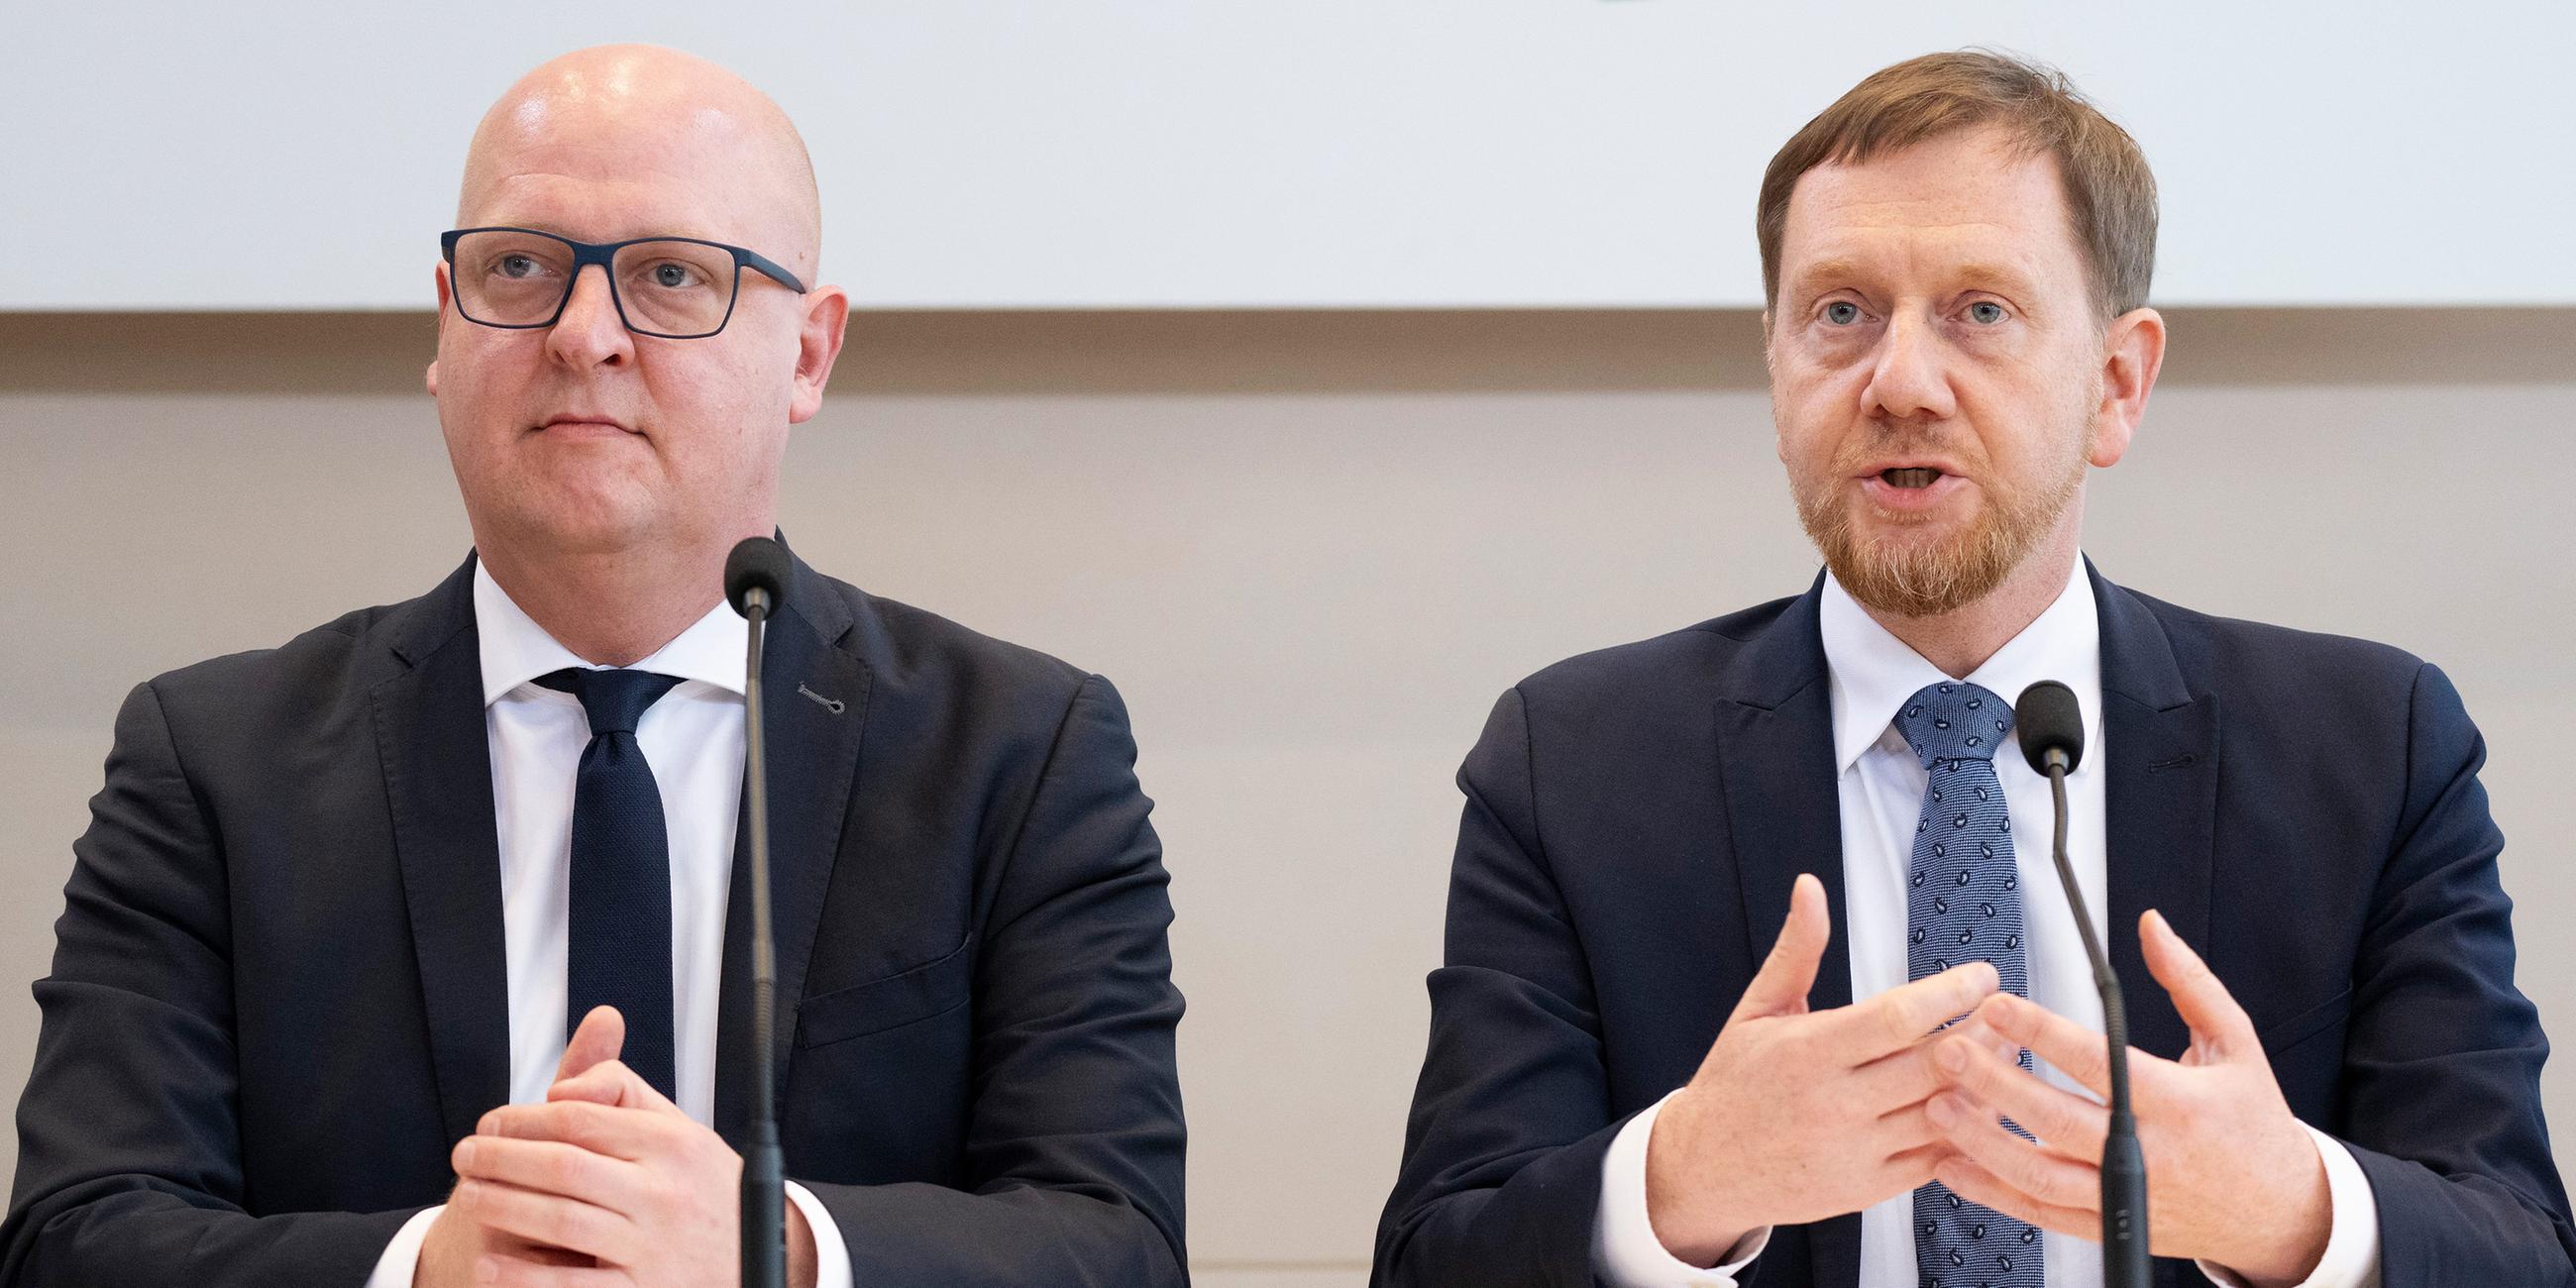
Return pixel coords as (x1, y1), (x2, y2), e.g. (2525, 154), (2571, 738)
(473, 559), (749, 707)
(1819, 556), (2104, 775)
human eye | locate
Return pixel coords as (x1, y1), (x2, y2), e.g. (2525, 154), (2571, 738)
(1821, 299), (1866, 326)
(1964, 299), (2010, 325)
(644, 261), (706, 289)
(492, 252), (551, 280)
(623, 247), (724, 293)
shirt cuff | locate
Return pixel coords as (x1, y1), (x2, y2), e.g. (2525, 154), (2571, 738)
(362, 1205), (442, 1288)
(1592, 1091), (1773, 1288)
(365, 1192), (847, 1288)
(787, 1180), (853, 1288)
(2196, 1124), (2381, 1288)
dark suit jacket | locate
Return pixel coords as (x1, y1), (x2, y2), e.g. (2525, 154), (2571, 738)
(1373, 565), (2572, 1288)
(1, 552), (1188, 1288)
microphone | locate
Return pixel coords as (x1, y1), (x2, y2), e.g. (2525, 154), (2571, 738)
(727, 536), (790, 1288)
(2014, 681), (2148, 1288)
(726, 536), (792, 620)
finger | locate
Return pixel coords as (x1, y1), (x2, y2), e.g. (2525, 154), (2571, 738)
(1824, 959), (2001, 1063)
(1927, 1089), (2102, 1211)
(553, 1007), (625, 1085)
(1854, 1040), (1947, 1113)
(484, 1234), (591, 1269)
(1876, 1139), (1949, 1193)
(1931, 1036), (2110, 1160)
(453, 1135), (645, 1215)
(449, 1176), (633, 1265)
(479, 1100), (665, 1162)
(1734, 873), (1831, 1020)
(1869, 1101), (1942, 1158)
(1861, 1017), (2026, 1115)
(1948, 1012), (2018, 1061)
(547, 1058), (684, 1117)
(1931, 1153), (2100, 1242)
(1971, 993), (2136, 1101)
(482, 1251), (625, 1287)
(544, 1073), (624, 1108)
(2141, 909), (2258, 1059)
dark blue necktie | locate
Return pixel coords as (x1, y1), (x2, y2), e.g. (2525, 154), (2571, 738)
(536, 667), (684, 1102)
(1899, 680), (2043, 1288)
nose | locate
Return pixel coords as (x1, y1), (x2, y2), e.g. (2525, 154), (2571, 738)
(1860, 309), (1957, 423)
(544, 264), (634, 370)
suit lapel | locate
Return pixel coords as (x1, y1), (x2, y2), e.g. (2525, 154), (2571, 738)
(1711, 578), (1863, 1288)
(2093, 566), (2218, 1064)
(374, 556), (513, 1147)
(714, 556), (873, 1143)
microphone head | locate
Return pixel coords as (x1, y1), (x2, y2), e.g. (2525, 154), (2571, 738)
(2013, 680), (2086, 776)
(724, 537), (792, 619)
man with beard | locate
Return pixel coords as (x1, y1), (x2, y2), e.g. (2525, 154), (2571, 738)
(1372, 51), (2570, 1288)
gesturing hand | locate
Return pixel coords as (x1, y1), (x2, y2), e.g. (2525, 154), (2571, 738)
(1646, 873), (2008, 1265)
(444, 1006), (819, 1288)
(1925, 910), (2332, 1287)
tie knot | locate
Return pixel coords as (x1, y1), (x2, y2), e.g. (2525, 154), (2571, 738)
(536, 668), (684, 736)
(1895, 680), (2012, 769)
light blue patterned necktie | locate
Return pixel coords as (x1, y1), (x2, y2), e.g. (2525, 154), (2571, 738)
(1899, 681), (2043, 1288)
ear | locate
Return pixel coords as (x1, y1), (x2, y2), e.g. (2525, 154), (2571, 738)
(427, 263), (451, 397)
(2089, 306), (2164, 468)
(787, 283), (851, 425)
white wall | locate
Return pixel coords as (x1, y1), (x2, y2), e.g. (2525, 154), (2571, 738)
(8, 2), (2573, 309)
(3, 307), (2570, 1286)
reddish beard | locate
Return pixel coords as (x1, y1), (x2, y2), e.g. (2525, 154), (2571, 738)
(1792, 432), (2086, 619)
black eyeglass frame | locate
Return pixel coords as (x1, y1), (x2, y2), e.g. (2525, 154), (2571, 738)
(440, 226), (810, 339)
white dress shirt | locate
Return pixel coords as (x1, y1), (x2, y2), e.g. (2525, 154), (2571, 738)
(365, 563), (853, 1287)
(1593, 557), (2381, 1288)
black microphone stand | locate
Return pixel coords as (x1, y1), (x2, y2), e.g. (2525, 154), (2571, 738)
(2036, 740), (2149, 1288)
(737, 576), (785, 1288)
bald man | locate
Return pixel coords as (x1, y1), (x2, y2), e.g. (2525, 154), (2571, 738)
(0, 46), (1187, 1288)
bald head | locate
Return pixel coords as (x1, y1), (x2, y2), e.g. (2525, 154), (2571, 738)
(459, 45), (822, 277)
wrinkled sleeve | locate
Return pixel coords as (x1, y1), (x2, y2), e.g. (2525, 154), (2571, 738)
(1, 682), (422, 1287)
(2331, 664), (2574, 1287)
(1374, 687), (1632, 1287)
(800, 674), (1187, 1287)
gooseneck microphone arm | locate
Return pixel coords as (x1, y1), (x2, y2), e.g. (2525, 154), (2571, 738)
(727, 537), (793, 1288)
(2014, 681), (2148, 1288)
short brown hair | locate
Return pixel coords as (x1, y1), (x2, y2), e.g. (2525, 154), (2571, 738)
(1757, 50), (2158, 319)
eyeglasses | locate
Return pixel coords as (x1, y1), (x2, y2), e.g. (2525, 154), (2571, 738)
(440, 227), (809, 340)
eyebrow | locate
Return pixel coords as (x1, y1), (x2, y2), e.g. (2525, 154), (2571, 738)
(1947, 261), (2042, 299)
(1783, 259), (1868, 301)
(1784, 258), (2044, 302)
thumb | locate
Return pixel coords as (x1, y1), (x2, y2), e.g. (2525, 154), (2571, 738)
(1733, 873), (1831, 1020)
(548, 1055), (687, 1117)
(2141, 909), (2257, 1059)
(554, 1006), (626, 1084)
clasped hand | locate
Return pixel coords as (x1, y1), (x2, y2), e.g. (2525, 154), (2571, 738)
(419, 1007), (816, 1288)
(1646, 875), (2331, 1286)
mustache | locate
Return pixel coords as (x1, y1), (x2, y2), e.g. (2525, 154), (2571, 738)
(1834, 423), (1985, 471)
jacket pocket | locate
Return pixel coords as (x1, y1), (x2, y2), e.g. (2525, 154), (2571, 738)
(2256, 985), (2353, 1059)
(796, 934), (975, 1048)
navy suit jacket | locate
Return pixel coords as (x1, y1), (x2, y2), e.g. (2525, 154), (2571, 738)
(1374, 566), (2572, 1288)
(1, 552), (1188, 1287)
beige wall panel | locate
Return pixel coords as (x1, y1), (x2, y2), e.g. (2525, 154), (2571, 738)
(2, 309), (2567, 1276)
